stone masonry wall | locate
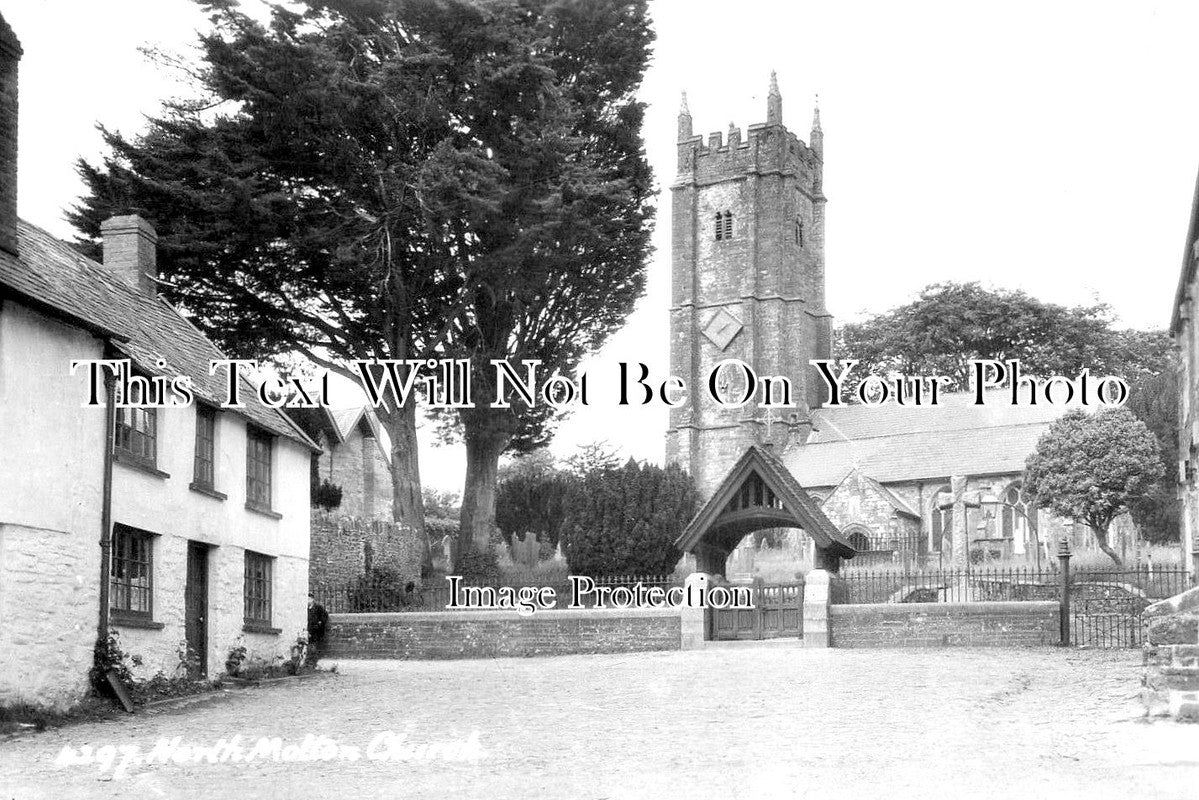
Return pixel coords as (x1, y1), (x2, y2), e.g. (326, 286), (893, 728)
(0, 523), (100, 710)
(829, 601), (1060, 647)
(318, 431), (393, 521)
(1142, 586), (1199, 721)
(325, 608), (681, 660)
(309, 512), (421, 589)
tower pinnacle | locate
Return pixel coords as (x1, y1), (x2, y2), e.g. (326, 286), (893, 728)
(678, 91), (692, 141)
(767, 71), (782, 125)
(810, 94), (823, 157)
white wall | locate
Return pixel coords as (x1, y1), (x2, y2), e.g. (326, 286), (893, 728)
(0, 296), (312, 706)
(110, 390), (311, 679)
(0, 301), (104, 710)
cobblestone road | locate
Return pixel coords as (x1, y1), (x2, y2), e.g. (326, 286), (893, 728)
(2, 645), (1197, 799)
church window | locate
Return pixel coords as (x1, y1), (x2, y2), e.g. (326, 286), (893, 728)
(1000, 481), (1036, 555)
(846, 529), (872, 553)
(796, 219), (804, 247)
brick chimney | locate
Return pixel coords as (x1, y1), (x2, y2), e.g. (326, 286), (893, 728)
(101, 215), (158, 298)
(0, 14), (22, 258)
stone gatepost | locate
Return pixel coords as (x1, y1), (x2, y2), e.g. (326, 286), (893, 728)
(803, 569), (831, 648)
(1142, 586), (1199, 721)
(680, 572), (710, 650)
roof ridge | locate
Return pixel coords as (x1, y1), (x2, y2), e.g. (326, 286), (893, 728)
(807, 418), (1060, 445)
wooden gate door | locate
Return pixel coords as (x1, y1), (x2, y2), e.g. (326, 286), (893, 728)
(710, 579), (804, 641)
(184, 542), (209, 677)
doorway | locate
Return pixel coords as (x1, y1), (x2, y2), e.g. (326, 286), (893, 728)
(184, 541), (210, 677)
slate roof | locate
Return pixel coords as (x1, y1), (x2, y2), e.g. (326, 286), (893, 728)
(785, 391), (1070, 488)
(0, 220), (317, 449)
(330, 404), (392, 465)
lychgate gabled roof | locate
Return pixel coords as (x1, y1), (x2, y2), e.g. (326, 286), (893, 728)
(676, 444), (856, 560)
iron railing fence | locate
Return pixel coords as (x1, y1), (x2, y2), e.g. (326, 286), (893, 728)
(313, 574), (683, 613)
(833, 565), (1192, 605)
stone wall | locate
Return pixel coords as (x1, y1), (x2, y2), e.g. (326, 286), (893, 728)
(325, 608), (681, 659)
(309, 512), (422, 589)
(829, 601), (1060, 647)
(1142, 586), (1199, 721)
(316, 429), (393, 521)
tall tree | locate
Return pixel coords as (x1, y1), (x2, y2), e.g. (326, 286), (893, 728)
(1125, 369), (1181, 544)
(439, 0), (655, 562)
(1023, 408), (1165, 565)
(837, 282), (1172, 389)
(69, 0), (653, 552)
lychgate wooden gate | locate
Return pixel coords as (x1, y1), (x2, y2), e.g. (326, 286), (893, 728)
(710, 579), (803, 640)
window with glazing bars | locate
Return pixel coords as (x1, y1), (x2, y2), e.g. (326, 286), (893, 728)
(244, 551), (273, 624)
(111, 524), (153, 618)
(246, 428), (272, 509)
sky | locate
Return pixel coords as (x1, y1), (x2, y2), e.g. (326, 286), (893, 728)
(7, 0), (1199, 492)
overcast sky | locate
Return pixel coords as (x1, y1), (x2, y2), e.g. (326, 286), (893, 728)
(8, 1), (1199, 492)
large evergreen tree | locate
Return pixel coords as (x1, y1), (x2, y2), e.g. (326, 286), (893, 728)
(70, 0), (655, 556)
(438, 0), (655, 563)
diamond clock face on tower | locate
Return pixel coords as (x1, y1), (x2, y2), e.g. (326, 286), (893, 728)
(701, 307), (743, 351)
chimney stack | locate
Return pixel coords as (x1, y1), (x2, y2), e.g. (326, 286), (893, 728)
(101, 215), (159, 298)
(0, 14), (22, 258)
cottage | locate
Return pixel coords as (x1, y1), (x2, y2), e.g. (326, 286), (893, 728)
(0, 13), (317, 709)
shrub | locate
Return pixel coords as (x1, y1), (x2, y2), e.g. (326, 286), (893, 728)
(495, 469), (575, 548)
(349, 565), (407, 611)
(90, 629), (141, 698)
(455, 548), (501, 584)
(562, 460), (696, 576)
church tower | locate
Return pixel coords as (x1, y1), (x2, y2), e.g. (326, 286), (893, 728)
(666, 75), (832, 497)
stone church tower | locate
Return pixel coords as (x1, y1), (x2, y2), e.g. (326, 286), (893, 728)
(666, 75), (832, 497)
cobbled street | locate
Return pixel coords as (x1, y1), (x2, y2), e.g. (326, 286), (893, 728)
(2, 646), (1197, 799)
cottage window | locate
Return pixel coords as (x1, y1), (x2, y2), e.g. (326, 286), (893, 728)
(244, 551), (274, 627)
(111, 524), (154, 619)
(193, 406), (216, 489)
(246, 428), (273, 511)
(115, 397), (157, 468)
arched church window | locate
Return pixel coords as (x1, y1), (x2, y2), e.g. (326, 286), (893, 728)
(1000, 481), (1036, 555)
(845, 527), (872, 553)
(795, 219), (804, 247)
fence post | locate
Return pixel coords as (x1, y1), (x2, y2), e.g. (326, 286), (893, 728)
(1058, 537), (1071, 646)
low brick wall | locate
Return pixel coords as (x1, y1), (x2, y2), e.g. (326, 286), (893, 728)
(1142, 586), (1199, 721)
(325, 608), (681, 660)
(829, 601), (1061, 647)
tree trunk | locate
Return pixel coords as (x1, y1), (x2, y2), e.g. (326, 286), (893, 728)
(456, 422), (510, 567)
(386, 398), (426, 558)
(1095, 527), (1123, 566)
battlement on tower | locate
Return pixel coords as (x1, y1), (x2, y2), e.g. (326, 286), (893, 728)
(675, 120), (822, 196)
